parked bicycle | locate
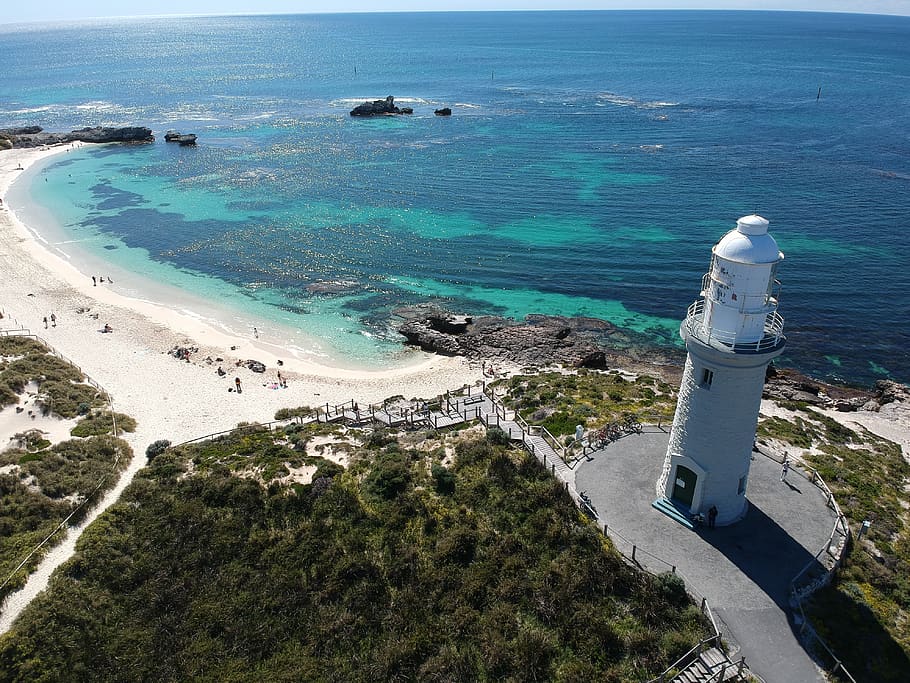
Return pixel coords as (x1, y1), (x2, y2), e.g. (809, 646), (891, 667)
(622, 414), (643, 434)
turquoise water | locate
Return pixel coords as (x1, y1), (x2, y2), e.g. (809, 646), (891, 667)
(2, 11), (909, 384)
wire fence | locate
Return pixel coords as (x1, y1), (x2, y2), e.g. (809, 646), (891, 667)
(753, 448), (856, 682)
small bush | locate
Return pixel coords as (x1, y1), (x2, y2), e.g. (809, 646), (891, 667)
(145, 440), (172, 460)
(486, 426), (512, 446)
(656, 572), (689, 608)
(71, 412), (137, 437)
(431, 464), (455, 495)
(365, 455), (411, 500)
(274, 406), (313, 421)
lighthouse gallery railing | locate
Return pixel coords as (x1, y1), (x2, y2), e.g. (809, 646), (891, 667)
(684, 300), (785, 353)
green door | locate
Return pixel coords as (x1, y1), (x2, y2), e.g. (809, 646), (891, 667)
(671, 465), (697, 508)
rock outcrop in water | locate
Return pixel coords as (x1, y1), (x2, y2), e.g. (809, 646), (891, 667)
(349, 96), (413, 117)
(0, 126), (155, 147)
(164, 131), (197, 145)
(434, 108), (452, 116)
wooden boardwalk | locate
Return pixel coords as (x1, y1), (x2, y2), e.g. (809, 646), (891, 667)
(313, 386), (578, 489)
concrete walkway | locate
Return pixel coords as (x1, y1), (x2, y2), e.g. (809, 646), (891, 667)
(575, 430), (833, 683)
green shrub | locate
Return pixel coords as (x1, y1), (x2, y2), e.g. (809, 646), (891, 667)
(365, 455), (411, 500)
(71, 411), (137, 437)
(431, 463), (455, 495)
(486, 425), (512, 446)
(274, 406), (314, 420)
(145, 440), (172, 460)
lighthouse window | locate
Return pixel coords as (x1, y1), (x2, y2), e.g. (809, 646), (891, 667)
(701, 369), (714, 387)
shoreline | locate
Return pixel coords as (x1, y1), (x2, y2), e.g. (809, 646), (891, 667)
(0, 144), (486, 429)
(5, 143), (434, 375)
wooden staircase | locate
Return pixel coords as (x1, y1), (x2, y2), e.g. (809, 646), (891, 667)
(666, 646), (746, 682)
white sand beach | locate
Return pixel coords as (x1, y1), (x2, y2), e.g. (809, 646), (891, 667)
(0, 143), (481, 630)
(0, 145), (482, 433)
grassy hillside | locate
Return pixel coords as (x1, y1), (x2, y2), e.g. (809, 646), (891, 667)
(0, 420), (710, 682)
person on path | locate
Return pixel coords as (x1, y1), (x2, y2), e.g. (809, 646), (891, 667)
(50, 313), (56, 327)
(708, 505), (718, 529)
(781, 458), (790, 482)
(43, 316), (48, 329)
(92, 276), (97, 286)
(235, 377), (243, 393)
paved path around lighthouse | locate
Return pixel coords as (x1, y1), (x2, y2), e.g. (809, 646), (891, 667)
(575, 431), (833, 683)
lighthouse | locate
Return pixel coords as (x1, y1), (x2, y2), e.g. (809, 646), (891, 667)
(655, 215), (786, 526)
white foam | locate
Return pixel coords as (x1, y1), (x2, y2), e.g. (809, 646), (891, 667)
(4, 105), (55, 115)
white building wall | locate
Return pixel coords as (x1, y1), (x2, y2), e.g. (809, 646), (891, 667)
(703, 258), (778, 344)
(662, 343), (770, 524)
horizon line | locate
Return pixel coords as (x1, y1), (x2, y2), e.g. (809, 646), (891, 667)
(3, 7), (909, 28)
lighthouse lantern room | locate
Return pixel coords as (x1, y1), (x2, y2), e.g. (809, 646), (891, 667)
(656, 215), (786, 526)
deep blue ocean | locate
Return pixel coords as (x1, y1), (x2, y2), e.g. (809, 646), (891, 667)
(1, 11), (908, 385)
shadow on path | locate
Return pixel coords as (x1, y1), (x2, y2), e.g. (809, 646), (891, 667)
(695, 503), (823, 613)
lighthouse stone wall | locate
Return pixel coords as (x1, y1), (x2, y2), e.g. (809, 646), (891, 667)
(662, 334), (779, 524)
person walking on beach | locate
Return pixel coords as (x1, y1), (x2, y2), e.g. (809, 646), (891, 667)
(253, 327), (259, 339)
(43, 316), (48, 329)
(50, 313), (56, 327)
(780, 457), (790, 482)
(92, 276), (97, 286)
(235, 377), (243, 393)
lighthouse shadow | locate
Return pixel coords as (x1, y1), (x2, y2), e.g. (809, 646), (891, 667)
(696, 503), (821, 613)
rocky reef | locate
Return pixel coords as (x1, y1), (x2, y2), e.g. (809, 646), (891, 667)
(0, 125), (155, 147)
(395, 305), (683, 372)
(349, 96), (413, 117)
(434, 108), (452, 116)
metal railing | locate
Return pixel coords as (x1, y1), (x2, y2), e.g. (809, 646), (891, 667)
(683, 299), (785, 353)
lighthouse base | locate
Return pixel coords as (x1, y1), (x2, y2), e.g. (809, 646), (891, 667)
(661, 454), (749, 527)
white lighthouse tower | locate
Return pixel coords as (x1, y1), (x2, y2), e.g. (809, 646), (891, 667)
(655, 215), (786, 526)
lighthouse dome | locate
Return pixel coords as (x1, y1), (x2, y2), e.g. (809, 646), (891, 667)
(713, 215), (783, 265)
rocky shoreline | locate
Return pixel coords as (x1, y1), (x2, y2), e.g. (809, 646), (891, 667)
(0, 126), (154, 149)
(393, 305), (904, 412)
(395, 304), (683, 376)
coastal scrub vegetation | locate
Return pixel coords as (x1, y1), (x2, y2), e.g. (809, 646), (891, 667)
(0, 336), (107, 417)
(493, 369), (677, 437)
(0, 422), (710, 681)
(70, 411), (137, 437)
(757, 405), (910, 682)
(0, 435), (132, 604)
